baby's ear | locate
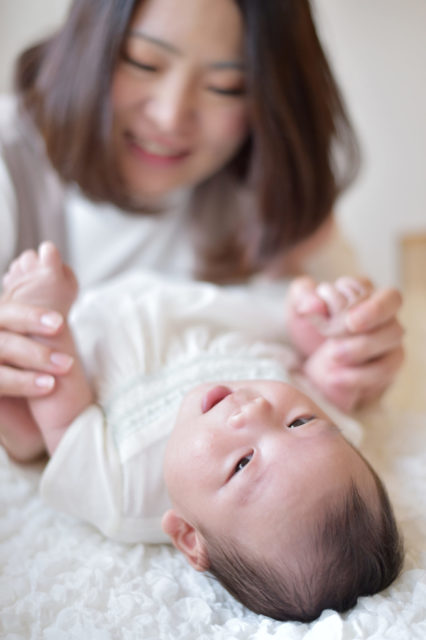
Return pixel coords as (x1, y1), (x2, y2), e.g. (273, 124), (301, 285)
(161, 509), (209, 572)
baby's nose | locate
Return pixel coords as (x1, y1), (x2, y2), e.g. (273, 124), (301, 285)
(227, 396), (271, 429)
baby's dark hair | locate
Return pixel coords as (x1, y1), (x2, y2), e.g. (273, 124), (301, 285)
(202, 471), (404, 622)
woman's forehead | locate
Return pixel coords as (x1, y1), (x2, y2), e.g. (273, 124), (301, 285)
(129, 0), (244, 57)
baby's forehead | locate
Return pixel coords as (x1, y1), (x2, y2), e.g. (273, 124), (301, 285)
(272, 432), (365, 500)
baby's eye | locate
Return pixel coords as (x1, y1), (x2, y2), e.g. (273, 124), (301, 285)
(288, 416), (315, 429)
(234, 452), (253, 474)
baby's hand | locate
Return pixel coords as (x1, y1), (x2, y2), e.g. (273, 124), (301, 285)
(286, 276), (372, 357)
(2, 242), (78, 317)
(287, 276), (404, 412)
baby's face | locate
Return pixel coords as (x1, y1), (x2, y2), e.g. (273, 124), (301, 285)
(164, 380), (374, 557)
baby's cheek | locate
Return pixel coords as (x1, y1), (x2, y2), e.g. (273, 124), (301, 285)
(190, 428), (216, 464)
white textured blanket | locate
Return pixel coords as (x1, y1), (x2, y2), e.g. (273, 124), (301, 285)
(1, 294), (425, 639)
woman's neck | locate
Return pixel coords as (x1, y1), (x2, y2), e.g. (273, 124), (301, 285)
(128, 188), (190, 213)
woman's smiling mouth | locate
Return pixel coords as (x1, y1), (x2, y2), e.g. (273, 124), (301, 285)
(124, 132), (189, 162)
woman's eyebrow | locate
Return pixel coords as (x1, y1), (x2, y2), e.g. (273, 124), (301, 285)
(128, 31), (180, 55)
(128, 31), (245, 71)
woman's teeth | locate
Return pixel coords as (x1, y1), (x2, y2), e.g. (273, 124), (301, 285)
(141, 141), (181, 157)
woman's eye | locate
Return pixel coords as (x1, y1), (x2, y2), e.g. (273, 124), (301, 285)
(288, 416), (315, 429)
(234, 452), (253, 474)
(123, 54), (158, 73)
(208, 86), (246, 97)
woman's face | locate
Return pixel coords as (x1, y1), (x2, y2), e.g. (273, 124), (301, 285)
(111, 0), (249, 203)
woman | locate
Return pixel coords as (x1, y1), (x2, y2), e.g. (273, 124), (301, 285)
(0, 0), (403, 408)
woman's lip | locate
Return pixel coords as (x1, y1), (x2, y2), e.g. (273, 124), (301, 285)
(201, 386), (232, 413)
(124, 132), (189, 161)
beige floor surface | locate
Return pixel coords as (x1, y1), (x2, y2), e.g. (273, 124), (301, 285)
(385, 286), (426, 412)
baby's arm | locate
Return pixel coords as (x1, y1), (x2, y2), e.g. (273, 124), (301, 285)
(30, 313), (94, 455)
(2, 243), (94, 455)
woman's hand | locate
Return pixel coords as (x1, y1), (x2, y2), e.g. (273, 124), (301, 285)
(0, 300), (72, 397)
(287, 276), (404, 411)
(0, 300), (74, 461)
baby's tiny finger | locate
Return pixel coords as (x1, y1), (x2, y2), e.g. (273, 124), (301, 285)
(2, 272), (11, 290)
(316, 282), (347, 315)
(39, 241), (62, 268)
(295, 291), (327, 315)
(6, 258), (22, 281)
(288, 276), (326, 315)
(19, 249), (38, 273)
(334, 277), (369, 306)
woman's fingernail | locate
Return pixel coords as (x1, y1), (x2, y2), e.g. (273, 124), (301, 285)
(50, 352), (74, 370)
(40, 312), (63, 330)
(35, 375), (55, 390)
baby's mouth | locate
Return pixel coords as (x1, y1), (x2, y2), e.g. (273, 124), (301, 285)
(201, 386), (232, 413)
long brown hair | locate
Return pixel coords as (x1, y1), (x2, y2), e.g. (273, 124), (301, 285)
(15, 0), (359, 282)
(15, 0), (138, 203)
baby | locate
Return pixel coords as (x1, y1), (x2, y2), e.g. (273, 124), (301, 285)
(0, 243), (403, 623)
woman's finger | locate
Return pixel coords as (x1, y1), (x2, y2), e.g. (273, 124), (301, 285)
(326, 319), (405, 366)
(0, 302), (63, 335)
(345, 287), (403, 333)
(304, 341), (404, 411)
(0, 331), (74, 376)
(356, 380), (390, 406)
(0, 364), (56, 397)
(326, 347), (404, 397)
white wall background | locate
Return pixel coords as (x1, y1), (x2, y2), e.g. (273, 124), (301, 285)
(313, 0), (426, 287)
(0, 0), (71, 89)
(0, 0), (425, 287)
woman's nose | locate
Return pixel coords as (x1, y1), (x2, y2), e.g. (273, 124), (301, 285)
(144, 74), (196, 135)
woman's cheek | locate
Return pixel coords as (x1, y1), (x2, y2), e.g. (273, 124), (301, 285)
(225, 107), (250, 142)
(110, 67), (139, 114)
(209, 105), (249, 153)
